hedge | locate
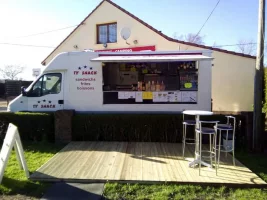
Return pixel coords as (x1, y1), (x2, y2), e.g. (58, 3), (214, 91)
(0, 112), (250, 150)
(0, 112), (54, 142)
(72, 113), (246, 148)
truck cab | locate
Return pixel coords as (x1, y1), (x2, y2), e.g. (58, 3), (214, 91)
(8, 72), (64, 112)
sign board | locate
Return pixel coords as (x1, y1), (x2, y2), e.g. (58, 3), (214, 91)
(142, 92), (153, 100)
(95, 45), (156, 52)
(32, 68), (41, 77)
(0, 123), (29, 183)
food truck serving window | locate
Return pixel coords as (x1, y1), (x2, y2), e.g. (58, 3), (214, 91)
(102, 61), (198, 104)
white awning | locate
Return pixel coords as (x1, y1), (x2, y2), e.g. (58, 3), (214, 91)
(91, 54), (213, 62)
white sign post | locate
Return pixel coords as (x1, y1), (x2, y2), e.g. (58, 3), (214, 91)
(0, 123), (29, 183)
(32, 68), (41, 79)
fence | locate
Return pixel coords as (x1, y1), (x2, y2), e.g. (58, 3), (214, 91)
(0, 80), (32, 104)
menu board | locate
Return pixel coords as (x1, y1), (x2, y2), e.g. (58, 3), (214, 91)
(135, 92), (143, 102)
(118, 92), (127, 99)
(118, 92), (136, 99)
(128, 92), (136, 99)
(153, 91), (182, 102)
(142, 92), (153, 100)
(169, 91), (182, 102)
(118, 91), (196, 103)
(181, 91), (197, 102)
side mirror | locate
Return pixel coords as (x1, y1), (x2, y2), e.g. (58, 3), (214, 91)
(21, 86), (27, 96)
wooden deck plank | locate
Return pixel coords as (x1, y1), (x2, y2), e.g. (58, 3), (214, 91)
(92, 142), (118, 180)
(67, 142), (98, 179)
(170, 143), (188, 182)
(117, 142), (132, 180)
(153, 143), (166, 181)
(76, 142), (105, 179)
(55, 142), (90, 178)
(71, 141), (98, 178)
(30, 142), (267, 185)
(129, 142), (142, 181)
(163, 142), (182, 182)
(34, 142), (80, 175)
(88, 142), (114, 179)
(159, 143), (176, 182)
(141, 142), (148, 181)
(149, 143), (160, 181)
(109, 142), (128, 180)
(37, 142), (85, 179)
(169, 143), (188, 182)
(151, 143), (164, 182)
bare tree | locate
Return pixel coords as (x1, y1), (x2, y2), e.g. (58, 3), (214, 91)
(236, 39), (256, 56)
(0, 65), (25, 80)
(173, 32), (205, 45)
(212, 41), (218, 47)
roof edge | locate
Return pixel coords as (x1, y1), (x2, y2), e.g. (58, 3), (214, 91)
(106, 0), (256, 60)
(41, 0), (256, 65)
(41, 0), (106, 65)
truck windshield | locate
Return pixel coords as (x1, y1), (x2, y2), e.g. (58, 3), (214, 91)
(27, 73), (62, 97)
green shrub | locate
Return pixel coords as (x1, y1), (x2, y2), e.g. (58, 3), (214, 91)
(0, 112), (54, 142)
(72, 114), (245, 147)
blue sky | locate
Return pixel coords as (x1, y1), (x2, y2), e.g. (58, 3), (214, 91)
(0, 0), (262, 80)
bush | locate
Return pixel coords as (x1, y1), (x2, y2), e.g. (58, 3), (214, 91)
(0, 112), (54, 143)
(73, 114), (183, 142)
(72, 113), (246, 147)
(0, 112), (250, 150)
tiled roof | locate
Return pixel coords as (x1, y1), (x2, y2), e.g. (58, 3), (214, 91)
(41, 0), (255, 65)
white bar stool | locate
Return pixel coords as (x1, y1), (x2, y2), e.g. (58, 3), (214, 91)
(182, 114), (196, 159)
(195, 120), (219, 175)
(216, 116), (236, 175)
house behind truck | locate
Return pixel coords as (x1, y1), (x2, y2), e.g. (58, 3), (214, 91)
(41, 0), (255, 112)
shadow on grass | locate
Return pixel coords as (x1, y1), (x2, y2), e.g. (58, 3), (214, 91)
(0, 176), (51, 198)
(22, 140), (66, 154)
(236, 150), (267, 183)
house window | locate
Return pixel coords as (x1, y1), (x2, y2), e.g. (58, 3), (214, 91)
(97, 23), (117, 44)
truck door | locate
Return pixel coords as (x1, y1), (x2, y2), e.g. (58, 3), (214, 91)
(26, 72), (64, 111)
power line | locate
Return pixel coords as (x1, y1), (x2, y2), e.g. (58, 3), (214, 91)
(0, 42), (55, 48)
(0, 41), (264, 49)
(186, 0), (221, 50)
(6, 25), (79, 39)
(213, 42), (258, 48)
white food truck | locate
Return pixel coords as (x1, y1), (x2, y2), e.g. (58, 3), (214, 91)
(7, 50), (213, 113)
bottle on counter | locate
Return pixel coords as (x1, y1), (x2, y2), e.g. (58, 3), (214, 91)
(156, 81), (160, 91)
(160, 81), (165, 91)
(148, 81), (151, 91)
(142, 82), (146, 91)
(146, 81), (150, 91)
(151, 81), (156, 91)
(138, 82), (142, 91)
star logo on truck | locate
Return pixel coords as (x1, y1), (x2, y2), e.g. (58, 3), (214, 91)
(74, 65), (97, 75)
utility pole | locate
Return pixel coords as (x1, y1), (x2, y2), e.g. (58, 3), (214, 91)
(253, 0), (265, 151)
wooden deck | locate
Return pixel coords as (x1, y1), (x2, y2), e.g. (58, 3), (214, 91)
(30, 142), (266, 186)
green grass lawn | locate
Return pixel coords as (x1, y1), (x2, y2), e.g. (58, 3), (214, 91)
(0, 141), (64, 199)
(104, 183), (267, 200)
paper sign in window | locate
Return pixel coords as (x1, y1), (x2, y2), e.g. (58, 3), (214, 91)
(142, 92), (153, 100)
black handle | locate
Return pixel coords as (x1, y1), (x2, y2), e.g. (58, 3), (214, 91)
(58, 100), (64, 104)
